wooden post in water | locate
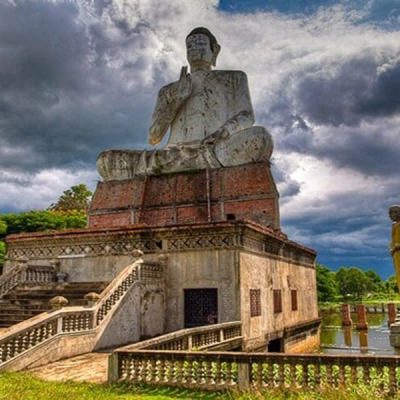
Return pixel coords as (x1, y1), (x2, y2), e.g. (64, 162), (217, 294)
(343, 326), (352, 347)
(356, 304), (368, 330)
(359, 330), (369, 353)
(388, 302), (396, 326)
(341, 303), (352, 326)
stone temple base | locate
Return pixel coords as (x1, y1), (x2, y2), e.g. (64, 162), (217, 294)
(4, 220), (320, 352)
(88, 162), (280, 231)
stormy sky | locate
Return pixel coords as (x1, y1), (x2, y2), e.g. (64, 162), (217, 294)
(0, 0), (399, 278)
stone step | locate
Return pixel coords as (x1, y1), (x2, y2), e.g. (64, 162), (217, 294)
(0, 281), (109, 328)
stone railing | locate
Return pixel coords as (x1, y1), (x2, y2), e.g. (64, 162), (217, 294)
(0, 257), (163, 371)
(109, 351), (400, 392)
(0, 307), (93, 364)
(124, 321), (242, 351)
(0, 261), (55, 299)
(96, 261), (163, 325)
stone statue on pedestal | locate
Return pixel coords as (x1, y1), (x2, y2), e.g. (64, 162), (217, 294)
(389, 205), (400, 291)
(97, 27), (273, 181)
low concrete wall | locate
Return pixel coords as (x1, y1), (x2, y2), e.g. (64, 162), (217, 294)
(4, 331), (97, 372)
(95, 282), (165, 350)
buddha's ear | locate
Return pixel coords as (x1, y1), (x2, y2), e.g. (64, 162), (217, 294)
(212, 43), (221, 66)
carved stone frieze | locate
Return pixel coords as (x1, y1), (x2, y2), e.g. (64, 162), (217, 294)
(6, 221), (316, 267)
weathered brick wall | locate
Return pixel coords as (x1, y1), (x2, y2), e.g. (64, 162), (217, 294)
(88, 163), (280, 230)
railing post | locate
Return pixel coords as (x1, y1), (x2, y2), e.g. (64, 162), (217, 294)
(57, 315), (63, 333)
(20, 260), (28, 283)
(108, 353), (120, 383)
(219, 328), (224, 342)
(237, 360), (250, 389)
(188, 335), (193, 350)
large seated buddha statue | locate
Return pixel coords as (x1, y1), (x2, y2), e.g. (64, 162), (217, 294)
(97, 27), (273, 180)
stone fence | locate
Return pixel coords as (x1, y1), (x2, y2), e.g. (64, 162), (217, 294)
(123, 321), (242, 352)
(0, 260), (55, 298)
(108, 350), (400, 392)
(0, 258), (163, 371)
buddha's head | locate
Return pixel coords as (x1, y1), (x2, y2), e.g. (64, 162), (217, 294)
(389, 205), (400, 222)
(186, 27), (221, 71)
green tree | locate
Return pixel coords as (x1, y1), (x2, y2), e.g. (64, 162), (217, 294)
(364, 269), (384, 293)
(1, 210), (86, 235)
(0, 241), (5, 270)
(335, 267), (349, 297)
(0, 219), (6, 237)
(386, 275), (398, 298)
(0, 219), (7, 272)
(335, 266), (369, 300)
(49, 184), (92, 212)
(316, 263), (338, 302)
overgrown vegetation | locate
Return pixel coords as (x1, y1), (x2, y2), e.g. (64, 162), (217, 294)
(317, 263), (398, 304)
(0, 184), (92, 273)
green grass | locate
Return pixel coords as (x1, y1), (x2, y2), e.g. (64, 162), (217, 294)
(0, 373), (225, 400)
(2, 372), (400, 400)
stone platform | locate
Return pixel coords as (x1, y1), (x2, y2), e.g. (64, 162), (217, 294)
(88, 162), (280, 231)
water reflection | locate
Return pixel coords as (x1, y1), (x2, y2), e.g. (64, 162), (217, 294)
(320, 311), (394, 355)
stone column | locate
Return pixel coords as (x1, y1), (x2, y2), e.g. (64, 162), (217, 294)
(356, 304), (368, 330)
(341, 303), (352, 326)
(388, 302), (396, 326)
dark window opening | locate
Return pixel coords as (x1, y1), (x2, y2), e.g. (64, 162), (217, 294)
(268, 338), (283, 352)
(273, 289), (282, 313)
(291, 290), (298, 311)
(226, 213), (236, 220)
(250, 289), (261, 317)
(184, 288), (218, 328)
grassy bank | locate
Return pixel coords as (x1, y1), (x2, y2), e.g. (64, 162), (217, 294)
(1, 372), (399, 400)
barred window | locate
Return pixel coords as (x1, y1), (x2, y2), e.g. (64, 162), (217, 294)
(291, 290), (298, 311)
(273, 289), (282, 313)
(250, 289), (261, 317)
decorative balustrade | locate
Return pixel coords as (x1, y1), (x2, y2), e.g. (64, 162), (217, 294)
(125, 321), (242, 351)
(96, 261), (163, 325)
(109, 350), (400, 392)
(24, 265), (55, 283)
(0, 262), (55, 299)
(0, 258), (164, 370)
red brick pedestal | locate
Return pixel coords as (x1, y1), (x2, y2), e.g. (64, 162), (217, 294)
(88, 163), (280, 230)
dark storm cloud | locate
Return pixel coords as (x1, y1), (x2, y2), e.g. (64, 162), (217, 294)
(294, 56), (400, 127)
(357, 58), (400, 117)
(0, 0), (157, 174)
(261, 48), (400, 177)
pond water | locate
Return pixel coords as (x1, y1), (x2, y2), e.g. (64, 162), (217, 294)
(320, 311), (397, 355)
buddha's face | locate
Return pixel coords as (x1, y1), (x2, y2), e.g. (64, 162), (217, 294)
(186, 33), (214, 69)
(389, 206), (400, 222)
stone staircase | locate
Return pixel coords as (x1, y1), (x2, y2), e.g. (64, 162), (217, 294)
(0, 281), (109, 328)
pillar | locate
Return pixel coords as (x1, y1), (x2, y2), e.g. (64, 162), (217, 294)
(341, 303), (352, 326)
(356, 304), (368, 330)
(388, 302), (396, 326)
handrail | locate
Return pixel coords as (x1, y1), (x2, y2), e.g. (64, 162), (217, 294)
(122, 321), (242, 351)
(0, 261), (55, 299)
(0, 262), (25, 298)
(109, 350), (400, 392)
(0, 257), (163, 370)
